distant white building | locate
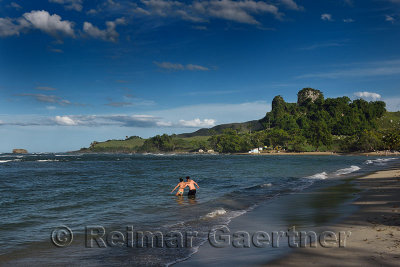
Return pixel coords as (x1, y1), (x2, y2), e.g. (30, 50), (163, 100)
(248, 148), (260, 154)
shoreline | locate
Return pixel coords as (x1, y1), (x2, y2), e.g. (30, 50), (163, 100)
(67, 150), (400, 157)
(177, 164), (400, 267)
(266, 167), (400, 266)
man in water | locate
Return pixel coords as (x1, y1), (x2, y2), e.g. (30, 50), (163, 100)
(186, 176), (199, 198)
(171, 178), (186, 196)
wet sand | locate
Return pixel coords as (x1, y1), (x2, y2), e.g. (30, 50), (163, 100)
(178, 176), (362, 266)
(267, 168), (400, 266)
(236, 151), (400, 156)
(178, 167), (400, 267)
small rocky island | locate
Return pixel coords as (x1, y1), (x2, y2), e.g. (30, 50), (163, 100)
(13, 149), (28, 154)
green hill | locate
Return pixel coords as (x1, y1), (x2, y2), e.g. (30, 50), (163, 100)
(80, 88), (400, 153)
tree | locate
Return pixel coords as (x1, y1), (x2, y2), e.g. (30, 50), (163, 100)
(382, 130), (400, 151)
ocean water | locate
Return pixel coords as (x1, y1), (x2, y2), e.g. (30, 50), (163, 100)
(0, 153), (398, 266)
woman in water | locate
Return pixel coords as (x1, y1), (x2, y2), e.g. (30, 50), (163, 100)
(171, 177), (187, 196)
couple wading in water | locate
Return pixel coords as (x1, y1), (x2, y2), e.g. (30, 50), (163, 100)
(171, 176), (199, 198)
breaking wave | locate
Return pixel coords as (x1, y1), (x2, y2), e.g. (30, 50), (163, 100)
(334, 165), (361, 175)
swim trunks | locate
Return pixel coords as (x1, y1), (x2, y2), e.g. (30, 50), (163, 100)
(188, 189), (196, 196)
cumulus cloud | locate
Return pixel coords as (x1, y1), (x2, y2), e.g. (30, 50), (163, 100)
(154, 61), (209, 71)
(134, 0), (284, 25)
(178, 118), (216, 127)
(354, 91), (381, 101)
(0, 10), (75, 38)
(54, 115), (77, 125)
(23, 10), (75, 38)
(321, 13), (333, 21)
(83, 17), (126, 42)
(49, 0), (83, 12)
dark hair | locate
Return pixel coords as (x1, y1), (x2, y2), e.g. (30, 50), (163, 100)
(179, 178), (183, 182)
(186, 176), (190, 180)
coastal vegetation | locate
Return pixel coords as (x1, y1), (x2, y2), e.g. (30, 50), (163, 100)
(80, 88), (400, 153)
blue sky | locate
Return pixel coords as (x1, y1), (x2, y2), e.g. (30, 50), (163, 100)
(1, 0), (400, 152)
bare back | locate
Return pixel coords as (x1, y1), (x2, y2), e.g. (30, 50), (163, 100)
(178, 181), (187, 189)
(186, 179), (197, 190)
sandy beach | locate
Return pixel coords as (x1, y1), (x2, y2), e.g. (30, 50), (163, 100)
(235, 151), (400, 156)
(177, 162), (400, 267)
(267, 168), (400, 266)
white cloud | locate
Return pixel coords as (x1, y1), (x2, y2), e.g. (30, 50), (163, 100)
(385, 15), (395, 23)
(154, 61), (209, 71)
(83, 17), (126, 42)
(321, 13), (333, 21)
(354, 91), (381, 101)
(186, 64), (209, 71)
(23, 10), (75, 38)
(383, 97), (400, 111)
(193, 0), (282, 24)
(0, 10), (75, 38)
(49, 0), (83, 12)
(149, 101), (270, 125)
(178, 118), (216, 127)
(46, 106), (57, 110)
(0, 18), (23, 37)
(54, 115), (77, 126)
(279, 0), (303, 11)
(135, 0), (283, 25)
(1, 101), (270, 129)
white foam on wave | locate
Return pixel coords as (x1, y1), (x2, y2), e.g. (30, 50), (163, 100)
(203, 208), (227, 218)
(307, 171), (328, 179)
(36, 159), (59, 162)
(0, 159), (21, 163)
(261, 183), (272, 187)
(334, 165), (361, 175)
(365, 158), (397, 165)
